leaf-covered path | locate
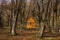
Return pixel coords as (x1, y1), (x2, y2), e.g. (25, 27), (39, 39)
(0, 28), (60, 40)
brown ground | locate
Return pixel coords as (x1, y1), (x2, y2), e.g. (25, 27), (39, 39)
(0, 28), (60, 40)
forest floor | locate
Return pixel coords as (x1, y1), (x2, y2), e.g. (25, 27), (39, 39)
(0, 28), (60, 40)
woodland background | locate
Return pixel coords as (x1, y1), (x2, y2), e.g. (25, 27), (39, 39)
(0, 0), (60, 40)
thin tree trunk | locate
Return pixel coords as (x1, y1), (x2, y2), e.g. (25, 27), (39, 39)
(10, 0), (16, 35)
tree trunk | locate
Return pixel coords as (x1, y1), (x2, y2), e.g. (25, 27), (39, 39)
(10, 12), (16, 35)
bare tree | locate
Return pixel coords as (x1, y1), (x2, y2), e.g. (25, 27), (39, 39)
(10, 0), (26, 35)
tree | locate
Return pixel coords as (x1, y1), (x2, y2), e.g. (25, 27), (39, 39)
(10, 0), (26, 35)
